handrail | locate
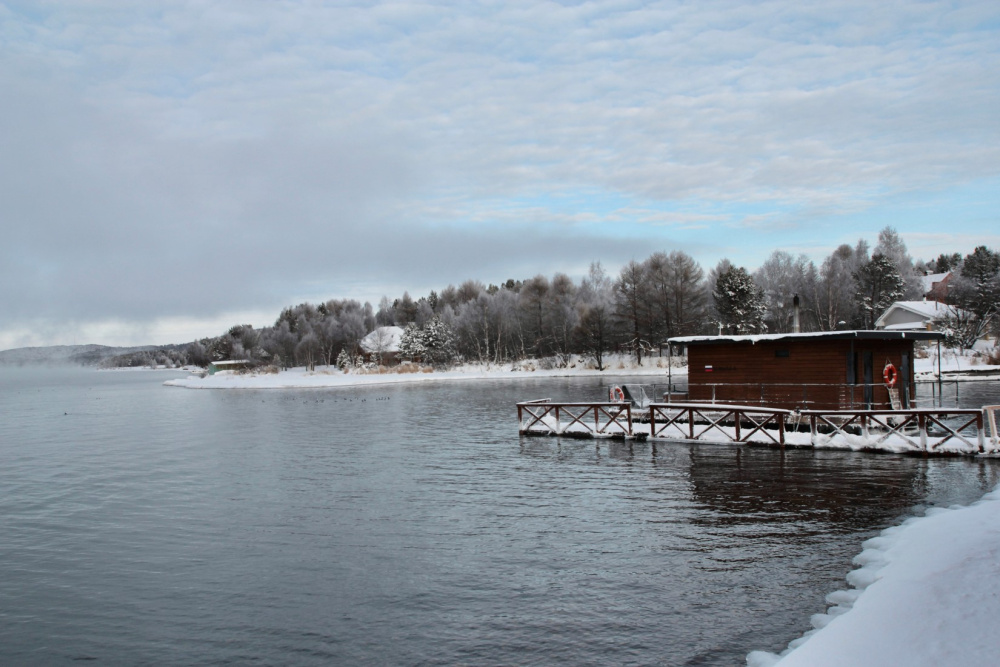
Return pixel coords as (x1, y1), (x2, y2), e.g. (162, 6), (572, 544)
(515, 400), (994, 455)
(986, 406), (1000, 452)
(517, 400), (633, 437)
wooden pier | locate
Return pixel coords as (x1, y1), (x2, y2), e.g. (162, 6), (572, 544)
(518, 399), (1000, 455)
(516, 398), (640, 439)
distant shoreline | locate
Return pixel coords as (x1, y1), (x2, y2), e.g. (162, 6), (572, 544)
(160, 354), (1000, 390)
(164, 357), (684, 390)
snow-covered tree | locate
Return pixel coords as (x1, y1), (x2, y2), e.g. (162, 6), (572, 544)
(397, 318), (456, 365)
(874, 226), (921, 299)
(615, 260), (654, 363)
(853, 253), (905, 329)
(713, 266), (766, 334)
(664, 250), (709, 336)
(815, 244), (863, 330)
(397, 323), (426, 361)
(753, 251), (816, 333)
(421, 317), (457, 365)
(574, 262), (616, 370)
(947, 246), (1000, 342)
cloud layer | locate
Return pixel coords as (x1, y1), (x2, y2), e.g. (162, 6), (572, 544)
(2, 1), (999, 345)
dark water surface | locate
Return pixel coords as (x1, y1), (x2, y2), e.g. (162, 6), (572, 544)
(2, 368), (1000, 666)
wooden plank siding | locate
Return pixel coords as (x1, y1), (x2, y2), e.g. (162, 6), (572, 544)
(686, 339), (916, 410)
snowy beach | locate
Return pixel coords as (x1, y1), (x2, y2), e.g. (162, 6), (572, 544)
(163, 354), (1000, 391)
(748, 485), (1000, 667)
(163, 356), (683, 390)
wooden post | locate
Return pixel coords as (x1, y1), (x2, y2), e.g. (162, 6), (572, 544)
(937, 340), (942, 407)
(810, 414), (817, 446)
(734, 410), (741, 442)
(650, 406), (656, 438)
(689, 407), (695, 440)
(778, 413), (785, 448)
(978, 412), (985, 453)
(667, 345), (672, 398)
(919, 413), (927, 451)
(554, 405), (560, 434)
(988, 407), (1000, 453)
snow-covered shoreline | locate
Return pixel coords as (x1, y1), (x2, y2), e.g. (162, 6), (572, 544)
(164, 357), (683, 389)
(747, 484), (1000, 667)
(161, 351), (999, 391)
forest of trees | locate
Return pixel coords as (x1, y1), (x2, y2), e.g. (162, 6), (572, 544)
(167, 227), (999, 371)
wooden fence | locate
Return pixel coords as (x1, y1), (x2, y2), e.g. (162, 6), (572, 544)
(649, 403), (792, 446)
(517, 400), (997, 454)
(800, 408), (984, 451)
(517, 399), (633, 438)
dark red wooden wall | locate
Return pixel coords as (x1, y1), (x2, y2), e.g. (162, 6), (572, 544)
(686, 338), (916, 410)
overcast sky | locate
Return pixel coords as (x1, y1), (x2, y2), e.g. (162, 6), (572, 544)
(2, 1), (999, 349)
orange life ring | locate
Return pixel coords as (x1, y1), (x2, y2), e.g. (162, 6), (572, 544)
(883, 363), (898, 388)
(611, 386), (625, 402)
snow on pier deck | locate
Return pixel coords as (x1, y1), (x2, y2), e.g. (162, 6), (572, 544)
(517, 400), (1000, 456)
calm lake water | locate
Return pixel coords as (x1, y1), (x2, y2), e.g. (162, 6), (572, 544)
(2, 367), (1000, 666)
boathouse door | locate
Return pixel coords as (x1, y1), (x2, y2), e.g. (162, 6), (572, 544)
(863, 351), (874, 408)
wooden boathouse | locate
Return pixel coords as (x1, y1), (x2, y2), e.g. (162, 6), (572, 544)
(667, 330), (945, 411)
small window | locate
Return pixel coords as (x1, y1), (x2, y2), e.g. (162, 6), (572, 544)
(775, 349), (790, 358)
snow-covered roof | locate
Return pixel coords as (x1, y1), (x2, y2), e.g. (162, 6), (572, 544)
(668, 330), (944, 345)
(919, 271), (950, 293)
(359, 326), (404, 353)
(874, 300), (966, 328)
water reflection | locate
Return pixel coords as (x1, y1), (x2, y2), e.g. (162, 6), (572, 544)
(687, 447), (930, 531)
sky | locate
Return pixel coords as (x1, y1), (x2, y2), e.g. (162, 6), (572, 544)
(2, 0), (999, 349)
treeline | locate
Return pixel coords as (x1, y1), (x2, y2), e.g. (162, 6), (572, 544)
(98, 345), (190, 369)
(185, 227), (998, 370)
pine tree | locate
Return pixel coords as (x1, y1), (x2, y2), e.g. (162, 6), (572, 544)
(397, 322), (426, 361)
(947, 245), (1000, 341)
(421, 317), (457, 365)
(713, 266), (766, 334)
(853, 253), (905, 328)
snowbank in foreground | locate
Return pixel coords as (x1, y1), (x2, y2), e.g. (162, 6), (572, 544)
(747, 487), (1000, 667)
(164, 357), (682, 390)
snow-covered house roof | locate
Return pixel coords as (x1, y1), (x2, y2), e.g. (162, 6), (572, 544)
(359, 326), (404, 353)
(920, 272), (950, 294)
(874, 300), (967, 331)
(668, 330), (944, 345)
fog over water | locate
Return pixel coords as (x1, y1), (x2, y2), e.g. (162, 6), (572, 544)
(2, 368), (999, 665)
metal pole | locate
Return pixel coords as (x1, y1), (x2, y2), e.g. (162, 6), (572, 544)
(668, 344), (673, 401)
(937, 340), (942, 408)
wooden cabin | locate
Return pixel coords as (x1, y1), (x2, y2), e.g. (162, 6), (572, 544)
(667, 331), (944, 410)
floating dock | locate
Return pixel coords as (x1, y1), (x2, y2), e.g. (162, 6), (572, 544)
(517, 399), (1000, 456)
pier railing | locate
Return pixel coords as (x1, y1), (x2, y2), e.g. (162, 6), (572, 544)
(517, 399), (633, 437)
(517, 399), (997, 454)
(800, 408), (984, 451)
(649, 403), (792, 446)
(986, 406), (1000, 451)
